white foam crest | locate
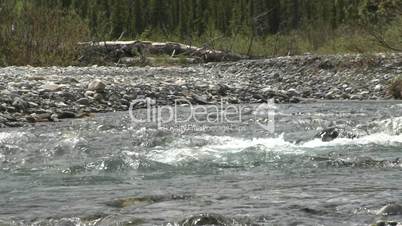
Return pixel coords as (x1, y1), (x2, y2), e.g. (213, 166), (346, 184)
(0, 131), (28, 144)
(147, 134), (302, 164)
(376, 116), (402, 134)
(147, 132), (402, 164)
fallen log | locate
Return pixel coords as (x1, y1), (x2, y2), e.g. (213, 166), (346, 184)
(78, 40), (246, 65)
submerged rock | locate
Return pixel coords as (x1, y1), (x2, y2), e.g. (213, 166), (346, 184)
(179, 213), (234, 226)
(105, 196), (159, 208)
(105, 194), (190, 209)
(315, 127), (339, 142)
(315, 127), (358, 142)
(377, 204), (402, 216)
(373, 220), (400, 226)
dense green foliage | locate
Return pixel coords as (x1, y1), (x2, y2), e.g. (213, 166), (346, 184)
(0, 0), (401, 65)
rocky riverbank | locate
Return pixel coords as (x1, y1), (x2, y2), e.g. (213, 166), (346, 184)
(1, 53), (401, 127)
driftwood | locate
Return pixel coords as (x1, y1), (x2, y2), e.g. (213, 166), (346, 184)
(78, 41), (246, 65)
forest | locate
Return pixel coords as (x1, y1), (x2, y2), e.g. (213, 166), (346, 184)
(0, 0), (401, 66)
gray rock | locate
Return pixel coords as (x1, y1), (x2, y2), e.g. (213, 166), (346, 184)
(0, 114), (8, 123)
(41, 83), (65, 92)
(374, 221), (386, 226)
(192, 94), (209, 104)
(341, 93), (351, 99)
(88, 79), (106, 92)
(374, 84), (383, 91)
(350, 94), (362, 100)
(50, 114), (60, 122)
(359, 91), (370, 96)
(12, 97), (28, 111)
(93, 93), (104, 102)
(289, 97), (300, 103)
(27, 113), (52, 123)
(345, 87), (353, 93)
(76, 98), (90, 105)
(28, 102), (39, 108)
(58, 77), (79, 84)
(286, 88), (300, 97)
(273, 72), (281, 80)
(85, 90), (95, 97)
(387, 221), (398, 226)
(325, 91), (335, 100)
(57, 111), (76, 119)
(0, 104), (7, 112)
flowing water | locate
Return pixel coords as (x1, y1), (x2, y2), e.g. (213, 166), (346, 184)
(1, 101), (402, 226)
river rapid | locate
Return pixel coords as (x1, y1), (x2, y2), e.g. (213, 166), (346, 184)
(1, 101), (402, 225)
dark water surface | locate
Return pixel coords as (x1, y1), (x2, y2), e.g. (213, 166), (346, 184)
(1, 101), (402, 225)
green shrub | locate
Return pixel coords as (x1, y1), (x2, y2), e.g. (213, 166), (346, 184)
(0, 4), (90, 66)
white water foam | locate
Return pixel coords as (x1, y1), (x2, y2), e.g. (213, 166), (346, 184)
(146, 133), (402, 164)
(0, 132), (28, 144)
(148, 134), (301, 164)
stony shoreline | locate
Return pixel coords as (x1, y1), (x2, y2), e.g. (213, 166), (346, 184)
(1, 53), (401, 127)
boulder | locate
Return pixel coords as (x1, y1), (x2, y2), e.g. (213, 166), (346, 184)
(88, 79), (106, 92)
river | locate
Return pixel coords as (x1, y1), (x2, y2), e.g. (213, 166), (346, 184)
(1, 101), (402, 225)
